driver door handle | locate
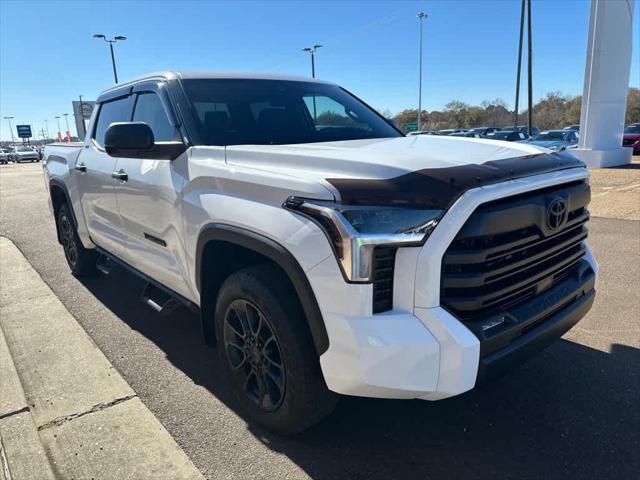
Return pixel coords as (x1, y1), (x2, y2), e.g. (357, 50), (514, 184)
(74, 163), (87, 172)
(111, 169), (128, 182)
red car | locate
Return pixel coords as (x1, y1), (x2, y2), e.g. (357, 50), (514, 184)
(623, 123), (640, 155)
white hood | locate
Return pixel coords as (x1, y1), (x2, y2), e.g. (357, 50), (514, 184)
(225, 135), (547, 182)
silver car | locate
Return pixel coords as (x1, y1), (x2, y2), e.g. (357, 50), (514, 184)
(10, 146), (39, 163)
(0, 148), (9, 164)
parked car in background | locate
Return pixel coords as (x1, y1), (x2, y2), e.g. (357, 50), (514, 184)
(10, 145), (40, 163)
(407, 130), (436, 136)
(449, 131), (481, 138)
(563, 124), (580, 131)
(500, 125), (540, 137)
(467, 127), (500, 137)
(436, 129), (466, 136)
(486, 130), (527, 142)
(525, 130), (579, 152)
(622, 123), (640, 154)
(0, 148), (9, 164)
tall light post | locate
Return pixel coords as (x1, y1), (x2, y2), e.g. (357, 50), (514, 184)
(55, 116), (62, 142)
(302, 45), (323, 78)
(93, 34), (127, 83)
(3, 116), (15, 143)
(417, 12), (427, 131)
(62, 113), (71, 142)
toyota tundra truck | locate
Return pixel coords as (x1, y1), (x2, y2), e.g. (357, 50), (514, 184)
(43, 72), (598, 433)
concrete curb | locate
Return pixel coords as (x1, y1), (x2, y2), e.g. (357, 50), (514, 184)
(0, 237), (204, 480)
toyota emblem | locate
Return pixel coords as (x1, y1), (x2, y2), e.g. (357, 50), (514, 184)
(546, 197), (567, 231)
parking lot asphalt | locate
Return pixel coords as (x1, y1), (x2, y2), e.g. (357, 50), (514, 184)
(1, 162), (638, 480)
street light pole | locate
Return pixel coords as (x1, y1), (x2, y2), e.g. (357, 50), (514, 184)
(3, 116), (15, 143)
(93, 34), (127, 84)
(63, 113), (71, 142)
(417, 12), (427, 131)
(55, 116), (62, 142)
(302, 45), (323, 78)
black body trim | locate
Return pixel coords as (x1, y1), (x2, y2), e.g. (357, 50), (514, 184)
(95, 246), (199, 312)
(144, 232), (167, 247)
(195, 224), (330, 355)
(49, 178), (79, 244)
(327, 152), (584, 209)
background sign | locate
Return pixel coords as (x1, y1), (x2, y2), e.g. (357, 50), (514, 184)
(16, 125), (32, 138)
(72, 100), (96, 140)
(404, 122), (418, 132)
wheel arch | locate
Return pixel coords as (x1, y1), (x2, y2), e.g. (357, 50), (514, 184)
(49, 179), (77, 244)
(196, 223), (329, 356)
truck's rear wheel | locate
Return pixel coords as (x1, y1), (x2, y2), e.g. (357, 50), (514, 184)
(215, 264), (337, 434)
(58, 204), (96, 276)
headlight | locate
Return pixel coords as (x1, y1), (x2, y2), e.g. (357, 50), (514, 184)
(284, 197), (442, 282)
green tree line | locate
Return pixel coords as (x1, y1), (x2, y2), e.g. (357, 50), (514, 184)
(390, 87), (640, 132)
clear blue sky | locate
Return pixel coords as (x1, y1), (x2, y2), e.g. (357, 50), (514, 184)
(1, 0), (638, 141)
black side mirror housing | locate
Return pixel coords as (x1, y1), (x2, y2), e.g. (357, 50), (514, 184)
(104, 122), (186, 160)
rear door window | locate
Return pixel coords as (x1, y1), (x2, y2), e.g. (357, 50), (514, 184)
(93, 96), (132, 146)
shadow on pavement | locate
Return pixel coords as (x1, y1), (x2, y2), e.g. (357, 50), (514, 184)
(79, 267), (640, 480)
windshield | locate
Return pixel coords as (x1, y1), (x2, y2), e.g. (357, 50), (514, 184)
(533, 131), (565, 141)
(181, 79), (402, 146)
(624, 125), (640, 134)
(16, 146), (32, 152)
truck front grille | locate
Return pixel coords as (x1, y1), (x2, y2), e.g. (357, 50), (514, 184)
(372, 246), (397, 313)
(441, 180), (590, 321)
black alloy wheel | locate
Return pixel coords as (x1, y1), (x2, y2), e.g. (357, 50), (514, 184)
(223, 299), (285, 411)
(60, 212), (79, 269)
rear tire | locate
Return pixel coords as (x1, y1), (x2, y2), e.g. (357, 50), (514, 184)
(57, 204), (97, 277)
(215, 264), (337, 434)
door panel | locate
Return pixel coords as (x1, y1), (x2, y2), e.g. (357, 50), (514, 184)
(77, 145), (128, 256)
(113, 90), (191, 298)
(77, 95), (133, 257)
(114, 154), (190, 298)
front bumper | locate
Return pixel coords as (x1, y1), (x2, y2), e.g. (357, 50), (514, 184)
(313, 168), (596, 400)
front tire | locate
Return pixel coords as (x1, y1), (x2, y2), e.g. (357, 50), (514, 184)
(215, 264), (337, 434)
(57, 204), (96, 276)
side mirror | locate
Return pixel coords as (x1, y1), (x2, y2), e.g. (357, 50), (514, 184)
(105, 122), (154, 155)
(104, 122), (186, 160)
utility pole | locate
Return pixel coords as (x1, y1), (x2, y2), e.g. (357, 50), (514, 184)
(526, 0), (533, 138)
(417, 12), (427, 131)
(302, 45), (323, 78)
(78, 95), (86, 140)
(514, 0), (525, 128)
(93, 34), (127, 83)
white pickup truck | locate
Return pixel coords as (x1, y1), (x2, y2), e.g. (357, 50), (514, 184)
(44, 71), (597, 433)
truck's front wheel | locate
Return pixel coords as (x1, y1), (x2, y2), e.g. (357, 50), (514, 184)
(215, 264), (337, 434)
(58, 204), (96, 276)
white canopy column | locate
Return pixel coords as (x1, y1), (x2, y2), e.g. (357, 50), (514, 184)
(572, 0), (636, 168)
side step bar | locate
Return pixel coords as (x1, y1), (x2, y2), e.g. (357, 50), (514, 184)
(140, 282), (181, 315)
(94, 248), (199, 315)
(96, 255), (116, 275)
